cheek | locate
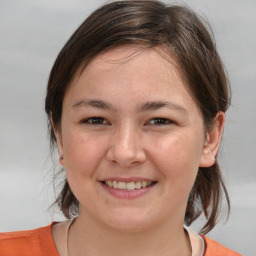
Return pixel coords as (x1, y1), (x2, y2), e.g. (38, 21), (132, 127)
(149, 132), (202, 186)
(62, 131), (109, 203)
(63, 131), (107, 178)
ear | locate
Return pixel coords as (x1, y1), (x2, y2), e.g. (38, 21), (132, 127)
(199, 112), (225, 167)
(51, 117), (65, 166)
(55, 131), (65, 166)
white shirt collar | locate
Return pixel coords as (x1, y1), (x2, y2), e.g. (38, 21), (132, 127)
(185, 227), (205, 256)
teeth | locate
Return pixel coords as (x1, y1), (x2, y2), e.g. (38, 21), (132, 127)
(142, 181), (147, 188)
(107, 181), (113, 188)
(117, 182), (126, 190)
(135, 181), (142, 189)
(127, 182), (135, 191)
(112, 181), (118, 188)
(104, 180), (153, 190)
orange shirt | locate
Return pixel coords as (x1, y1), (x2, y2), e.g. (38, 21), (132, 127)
(202, 236), (242, 256)
(0, 223), (242, 256)
(0, 223), (58, 256)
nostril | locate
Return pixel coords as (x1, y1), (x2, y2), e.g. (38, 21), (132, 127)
(106, 143), (147, 167)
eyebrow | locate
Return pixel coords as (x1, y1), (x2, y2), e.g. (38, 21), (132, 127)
(137, 101), (188, 114)
(72, 99), (188, 114)
(72, 99), (114, 110)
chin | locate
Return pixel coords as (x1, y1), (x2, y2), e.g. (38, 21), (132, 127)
(100, 209), (154, 232)
(106, 219), (150, 232)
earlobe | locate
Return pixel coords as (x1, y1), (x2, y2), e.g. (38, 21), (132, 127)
(199, 112), (225, 167)
(200, 140), (216, 167)
(55, 131), (65, 166)
(59, 154), (64, 165)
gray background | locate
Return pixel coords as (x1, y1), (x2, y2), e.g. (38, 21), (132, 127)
(0, 0), (255, 255)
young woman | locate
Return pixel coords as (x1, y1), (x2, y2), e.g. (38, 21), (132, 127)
(0, 1), (242, 255)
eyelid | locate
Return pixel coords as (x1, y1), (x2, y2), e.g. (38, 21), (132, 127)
(81, 117), (109, 125)
(146, 118), (175, 126)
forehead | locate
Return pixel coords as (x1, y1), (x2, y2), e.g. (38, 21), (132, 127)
(89, 45), (178, 73)
(65, 45), (196, 109)
(71, 45), (184, 90)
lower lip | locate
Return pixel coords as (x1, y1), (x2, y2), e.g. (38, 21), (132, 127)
(100, 182), (156, 199)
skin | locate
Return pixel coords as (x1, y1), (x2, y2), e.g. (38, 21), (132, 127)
(52, 46), (225, 256)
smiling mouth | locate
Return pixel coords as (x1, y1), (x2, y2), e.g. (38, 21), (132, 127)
(102, 180), (157, 191)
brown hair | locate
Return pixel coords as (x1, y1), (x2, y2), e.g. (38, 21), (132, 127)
(45, 0), (231, 234)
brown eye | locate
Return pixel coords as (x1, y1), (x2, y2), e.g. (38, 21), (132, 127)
(147, 118), (173, 125)
(83, 117), (108, 125)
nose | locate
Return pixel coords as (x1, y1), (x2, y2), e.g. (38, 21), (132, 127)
(106, 123), (146, 167)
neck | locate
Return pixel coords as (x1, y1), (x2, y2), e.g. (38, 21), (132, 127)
(68, 212), (191, 256)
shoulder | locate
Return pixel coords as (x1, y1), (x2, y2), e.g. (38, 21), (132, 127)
(202, 236), (242, 256)
(0, 223), (59, 256)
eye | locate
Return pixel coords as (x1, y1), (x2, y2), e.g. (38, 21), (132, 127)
(147, 118), (174, 125)
(82, 117), (109, 125)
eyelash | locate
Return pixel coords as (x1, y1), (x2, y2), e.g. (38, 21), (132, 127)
(147, 118), (174, 126)
(81, 117), (174, 126)
(82, 117), (109, 125)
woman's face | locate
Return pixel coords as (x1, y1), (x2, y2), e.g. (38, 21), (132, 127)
(57, 46), (217, 231)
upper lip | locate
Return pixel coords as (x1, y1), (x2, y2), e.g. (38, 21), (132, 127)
(99, 177), (157, 182)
